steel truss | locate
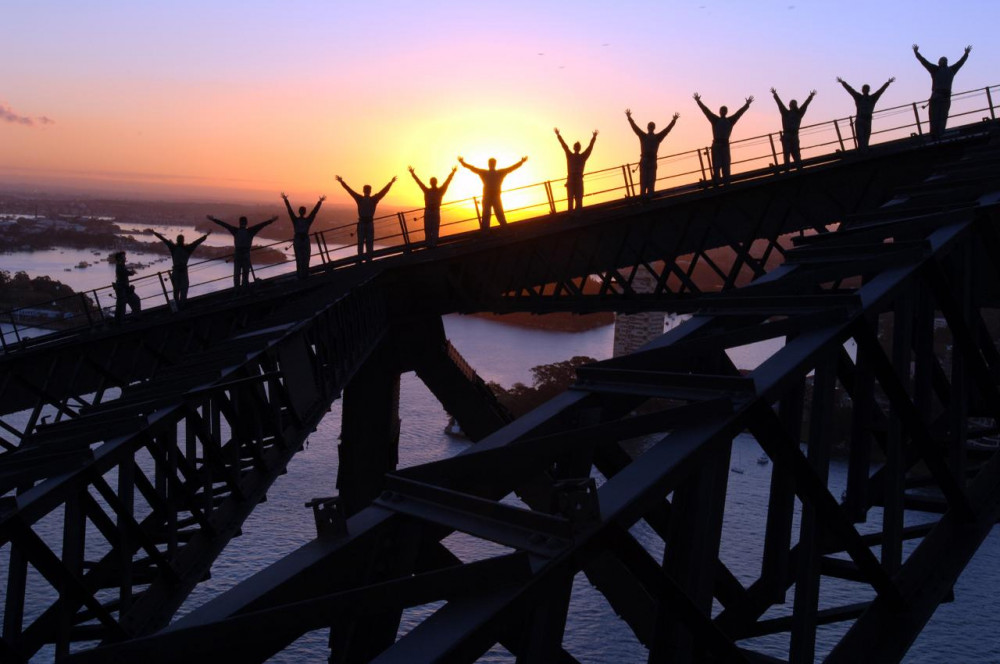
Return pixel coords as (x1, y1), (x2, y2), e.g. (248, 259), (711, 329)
(0, 278), (390, 660)
(0, 123), (997, 662)
(63, 130), (1000, 662)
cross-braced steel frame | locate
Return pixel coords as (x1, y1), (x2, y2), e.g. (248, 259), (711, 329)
(1, 122), (999, 662)
(62, 127), (1000, 662)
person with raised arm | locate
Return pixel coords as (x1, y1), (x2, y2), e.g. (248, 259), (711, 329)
(457, 156), (528, 230)
(554, 128), (598, 210)
(771, 88), (816, 170)
(408, 165), (456, 248)
(281, 192), (326, 279)
(206, 214), (278, 288)
(694, 93), (754, 184)
(112, 251), (141, 322)
(336, 175), (396, 261)
(913, 43), (972, 139)
(837, 76), (894, 150)
(625, 110), (678, 196)
(152, 230), (210, 309)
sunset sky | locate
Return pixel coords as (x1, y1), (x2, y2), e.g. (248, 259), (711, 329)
(2, 1), (998, 208)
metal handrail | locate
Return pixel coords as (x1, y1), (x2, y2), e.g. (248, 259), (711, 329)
(2, 83), (997, 352)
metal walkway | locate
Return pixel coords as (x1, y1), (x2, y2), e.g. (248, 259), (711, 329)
(1, 112), (1000, 661)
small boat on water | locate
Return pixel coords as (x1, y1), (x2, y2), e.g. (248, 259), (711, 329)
(756, 455), (770, 466)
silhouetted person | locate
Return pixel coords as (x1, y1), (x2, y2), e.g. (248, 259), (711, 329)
(554, 127), (598, 210)
(625, 110), (678, 196)
(771, 88), (816, 169)
(694, 93), (754, 184)
(336, 175), (395, 261)
(408, 165), (456, 248)
(281, 192), (325, 279)
(837, 76), (894, 150)
(458, 156), (528, 229)
(152, 230), (210, 309)
(207, 214), (277, 288)
(112, 251), (141, 322)
(913, 43), (972, 139)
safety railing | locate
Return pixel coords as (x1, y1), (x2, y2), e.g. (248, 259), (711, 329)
(2, 83), (997, 353)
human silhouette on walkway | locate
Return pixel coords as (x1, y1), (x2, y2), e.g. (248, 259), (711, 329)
(458, 156), (528, 230)
(837, 76), (894, 150)
(281, 193), (325, 279)
(625, 110), (678, 196)
(336, 175), (396, 261)
(913, 43), (972, 139)
(694, 93), (754, 184)
(408, 165), (456, 248)
(112, 251), (141, 322)
(554, 127), (598, 210)
(152, 230), (210, 309)
(771, 88), (816, 170)
(207, 214), (277, 288)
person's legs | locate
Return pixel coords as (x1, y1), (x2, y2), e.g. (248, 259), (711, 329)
(856, 116), (872, 150)
(175, 271), (189, 308)
(425, 210), (440, 247)
(929, 93), (950, 138)
(481, 201), (493, 230)
(294, 235), (310, 278)
(494, 200), (507, 225)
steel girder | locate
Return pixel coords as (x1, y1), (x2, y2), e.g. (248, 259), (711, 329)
(0, 278), (390, 660)
(379, 128), (994, 319)
(65, 129), (1000, 662)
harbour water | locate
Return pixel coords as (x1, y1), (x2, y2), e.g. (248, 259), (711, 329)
(2, 244), (999, 662)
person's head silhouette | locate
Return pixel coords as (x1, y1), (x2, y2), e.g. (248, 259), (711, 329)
(647, 121), (656, 133)
(862, 84), (871, 94)
(430, 177), (438, 187)
(790, 99), (799, 110)
(938, 56), (948, 67)
(720, 106), (729, 117)
(298, 206), (307, 216)
(239, 216), (248, 228)
(363, 185), (372, 196)
(177, 234), (185, 245)
(488, 158), (497, 169)
(573, 141), (582, 153)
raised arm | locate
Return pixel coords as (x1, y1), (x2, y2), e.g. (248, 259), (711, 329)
(837, 77), (861, 101)
(440, 166), (457, 194)
(250, 216), (278, 233)
(207, 216), (236, 233)
(731, 96), (754, 123)
(151, 230), (170, 246)
(581, 130), (598, 158)
(372, 177), (397, 203)
(280, 192), (296, 220)
(308, 195), (326, 221)
(554, 128), (571, 156)
(800, 90), (817, 114)
(499, 157), (528, 175)
(335, 176), (362, 202)
(189, 232), (210, 250)
(408, 166), (429, 193)
(951, 45), (971, 73)
(655, 114), (678, 140)
(872, 76), (895, 102)
(693, 93), (716, 121)
(625, 109), (643, 137)
(770, 87), (787, 114)
(912, 44), (935, 73)
(458, 157), (485, 175)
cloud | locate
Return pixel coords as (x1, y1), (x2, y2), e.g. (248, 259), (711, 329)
(0, 103), (54, 127)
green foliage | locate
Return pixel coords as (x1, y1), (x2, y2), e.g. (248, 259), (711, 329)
(489, 356), (597, 417)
